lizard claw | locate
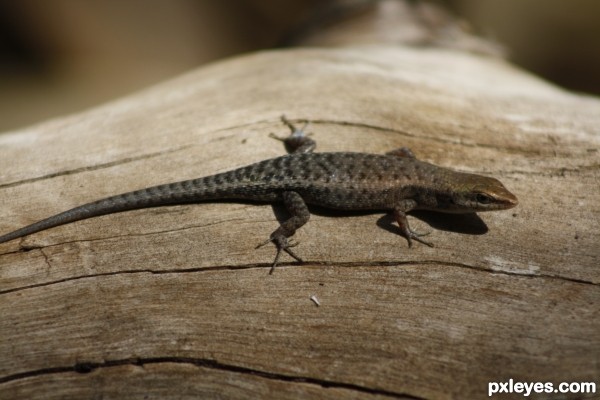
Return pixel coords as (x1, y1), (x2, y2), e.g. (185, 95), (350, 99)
(269, 125), (312, 142)
(394, 208), (434, 248)
(256, 235), (304, 274)
(281, 115), (310, 134)
(411, 229), (431, 237)
(405, 229), (434, 248)
(286, 238), (300, 248)
(256, 237), (273, 249)
(269, 236), (304, 274)
(268, 132), (286, 142)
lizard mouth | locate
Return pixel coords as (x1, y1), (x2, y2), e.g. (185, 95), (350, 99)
(501, 192), (519, 209)
(482, 193), (518, 211)
(479, 181), (519, 210)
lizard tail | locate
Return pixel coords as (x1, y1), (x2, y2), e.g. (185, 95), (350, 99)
(0, 173), (241, 244)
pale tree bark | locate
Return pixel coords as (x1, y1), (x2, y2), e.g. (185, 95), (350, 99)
(0, 2), (598, 399)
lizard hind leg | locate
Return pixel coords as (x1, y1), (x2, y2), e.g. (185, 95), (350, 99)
(269, 115), (316, 154)
(256, 191), (311, 274)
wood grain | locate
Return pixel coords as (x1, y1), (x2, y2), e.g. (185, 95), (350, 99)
(1, 46), (599, 399)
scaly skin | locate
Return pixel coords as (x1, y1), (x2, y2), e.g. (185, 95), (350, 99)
(0, 116), (518, 273)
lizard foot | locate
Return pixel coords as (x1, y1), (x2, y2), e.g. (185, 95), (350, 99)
(394, 207), (434, 248)
(404, 229), (434, 248)
(256, 235), (304, 274)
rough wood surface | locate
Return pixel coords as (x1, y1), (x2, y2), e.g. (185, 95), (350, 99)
(0, 46), (599, 399)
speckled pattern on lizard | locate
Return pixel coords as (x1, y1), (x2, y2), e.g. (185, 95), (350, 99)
(0, 116), (518, 273)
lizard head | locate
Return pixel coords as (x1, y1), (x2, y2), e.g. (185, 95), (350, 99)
(438, 173), (518, 213)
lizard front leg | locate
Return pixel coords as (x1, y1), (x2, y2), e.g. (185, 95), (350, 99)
(394, 200), (434, 248)
(256, 191), (310, 274)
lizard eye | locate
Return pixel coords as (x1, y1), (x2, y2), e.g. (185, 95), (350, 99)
(476, 193), (492, 204)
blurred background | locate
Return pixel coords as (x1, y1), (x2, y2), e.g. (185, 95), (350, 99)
(0, 0), (599, 132)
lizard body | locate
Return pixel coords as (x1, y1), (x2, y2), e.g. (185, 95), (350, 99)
(0, 117), (518, 273)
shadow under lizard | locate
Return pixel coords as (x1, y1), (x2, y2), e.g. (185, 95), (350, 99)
(0, 116), (518, 273)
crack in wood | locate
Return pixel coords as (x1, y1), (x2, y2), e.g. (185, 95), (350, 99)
(0, 144), (194, 190)
(0, 120), (274, 191)
(310, 119), (534, 156)
(0, 215), (249, 254)
(0, 259), (596, 296)
(0, 356), (425, 399)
